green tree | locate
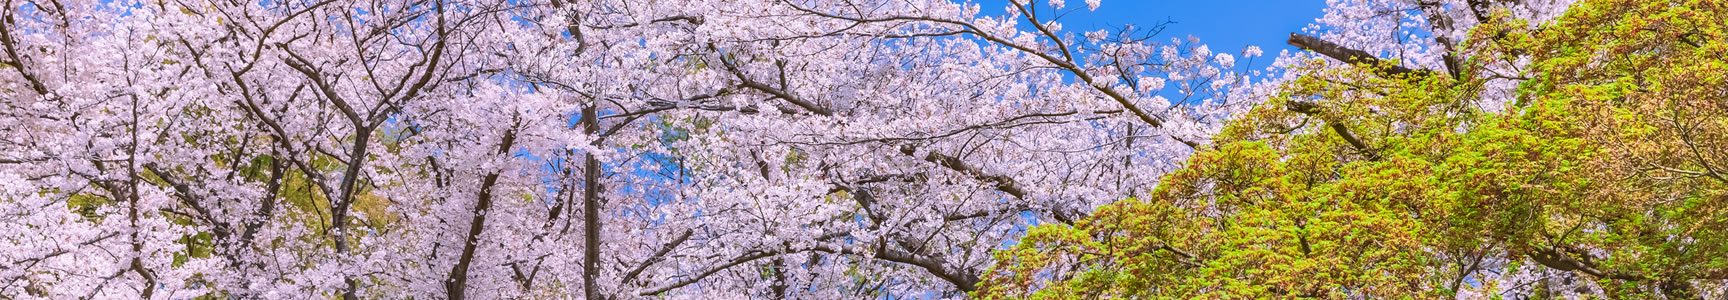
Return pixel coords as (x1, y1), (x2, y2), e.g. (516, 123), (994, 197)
(977, 0), (1728, 298)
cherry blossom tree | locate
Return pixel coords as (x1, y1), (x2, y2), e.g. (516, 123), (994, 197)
(0, 0), (1262, 298)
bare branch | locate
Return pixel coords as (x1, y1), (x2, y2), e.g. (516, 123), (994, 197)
(1287, 33), (1436, 78)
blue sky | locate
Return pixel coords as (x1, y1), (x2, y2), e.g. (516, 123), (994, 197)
(975, 0), (1328, 60)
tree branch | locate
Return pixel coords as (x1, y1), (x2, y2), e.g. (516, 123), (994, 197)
(718, 54), (834, 116)
(1288, 100), (1381, 161)
(445, 126), (517, 300)
(620, 229), (695, 286)
(898, 145), (1027, 199)
(1287, 33), (1435, 78)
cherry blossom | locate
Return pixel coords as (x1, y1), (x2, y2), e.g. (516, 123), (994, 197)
(0, 0), (1252, 298)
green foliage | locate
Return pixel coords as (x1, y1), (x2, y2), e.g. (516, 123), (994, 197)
(978, 0), (1728, 298)
(66, 192), (113, 222)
